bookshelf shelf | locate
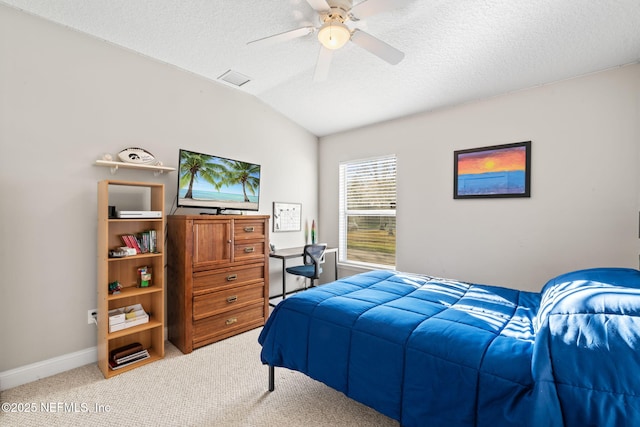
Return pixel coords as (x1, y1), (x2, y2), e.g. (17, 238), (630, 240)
(107, 285), (162, 301)
(108, 218), (164, 223)
(107, 252), (163, 263)
(97, 180), (165, 378)
(107, 319), (163, 340)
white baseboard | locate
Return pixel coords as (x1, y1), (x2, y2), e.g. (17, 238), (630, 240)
(0, 346), (97, 391)
(1, 328), (168, 391)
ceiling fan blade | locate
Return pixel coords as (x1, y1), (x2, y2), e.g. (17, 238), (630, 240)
(350, 0), (413, 20)
(247, 26), (315, 46)
(306, 0), (331, 13)
(350, 29), (404, 65)
(313, 46), (333, 82)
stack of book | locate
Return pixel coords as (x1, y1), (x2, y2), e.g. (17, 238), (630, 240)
(120, 234), (141, 253)
(139, 229), (157, 253)
(108, 342), (150, 370)
(120, 230), (157, 254)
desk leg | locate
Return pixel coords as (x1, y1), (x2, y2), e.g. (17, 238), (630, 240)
(281, 259), (287, 300)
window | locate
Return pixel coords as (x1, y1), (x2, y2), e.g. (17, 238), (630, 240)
(339, 155), (396, 268)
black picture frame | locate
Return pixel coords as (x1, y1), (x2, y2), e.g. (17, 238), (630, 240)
(454, 141), (531, 199)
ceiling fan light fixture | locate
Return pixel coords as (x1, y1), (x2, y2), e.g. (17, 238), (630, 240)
(317, 20), (351, 50)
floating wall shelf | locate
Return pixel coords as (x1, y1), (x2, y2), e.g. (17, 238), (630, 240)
(95, 159), (176, 176)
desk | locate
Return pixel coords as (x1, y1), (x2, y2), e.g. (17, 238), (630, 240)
(269, 246), (338, 304)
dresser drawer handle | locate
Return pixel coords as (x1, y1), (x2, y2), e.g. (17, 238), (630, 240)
(226, 317), (238, 325)
(226, 274), (238, 281)
(244, 227), (255, 232)
(244, 247), (255, 253)
(226, 295), (238, 303)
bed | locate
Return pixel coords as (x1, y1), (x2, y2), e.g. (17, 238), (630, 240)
(258, 267), (640, 426)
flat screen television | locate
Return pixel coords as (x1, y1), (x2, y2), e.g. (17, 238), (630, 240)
(177, 149), (261, 214)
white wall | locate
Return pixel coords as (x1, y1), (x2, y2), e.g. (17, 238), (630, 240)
(320, 65), (640, 291)
(2, 3), (639, 386)
(0, 5), (318, 374)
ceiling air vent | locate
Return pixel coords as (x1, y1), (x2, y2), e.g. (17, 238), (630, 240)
(218, 69), (251, 87)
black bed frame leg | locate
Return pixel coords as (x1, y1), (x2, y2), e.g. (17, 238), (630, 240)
(268, 365), (275, 392)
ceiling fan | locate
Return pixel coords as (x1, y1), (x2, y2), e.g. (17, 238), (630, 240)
(247, 0), (411, 82)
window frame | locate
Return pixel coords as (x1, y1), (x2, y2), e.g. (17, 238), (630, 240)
(338, 154), (397, 270)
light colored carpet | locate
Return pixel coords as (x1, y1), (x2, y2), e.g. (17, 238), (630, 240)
(0, 328), (398, 426)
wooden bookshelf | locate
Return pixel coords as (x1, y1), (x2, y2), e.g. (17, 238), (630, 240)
(97, 180), (165, 378)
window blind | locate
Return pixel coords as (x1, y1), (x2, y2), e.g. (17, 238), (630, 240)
(339, 155), (396, 268)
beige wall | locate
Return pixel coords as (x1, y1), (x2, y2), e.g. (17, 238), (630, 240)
(2, 2), (639, 383)
(0, 5), (318, 373)
(320, 65), (640, 291)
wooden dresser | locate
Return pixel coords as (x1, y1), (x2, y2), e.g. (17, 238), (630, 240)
(167, 215), (270, 354)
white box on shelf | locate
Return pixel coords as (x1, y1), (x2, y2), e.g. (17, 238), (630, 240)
(108, 309), (126, 326)
(108, 304), (149, 333)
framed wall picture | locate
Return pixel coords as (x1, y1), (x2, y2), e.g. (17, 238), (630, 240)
(454, 141), (531, 199)
(273, 202), (302, 232)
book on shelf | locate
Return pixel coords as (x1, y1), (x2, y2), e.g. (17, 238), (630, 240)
(108, 342), (150, 370)
(120, 234), (141, 253)
(115, 349), (149, 365)
(119, 230), (158, 254)
(108, 350), (150, 370)
(149, 229), (157, 253)
(137, 230), (157, 254)
(109, 342), (143, 361)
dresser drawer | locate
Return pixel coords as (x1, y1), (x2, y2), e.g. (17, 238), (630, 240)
(234, 220), (265, 240)
(193, 264), (264, 295)
(193, 303), (265, 345)
(193, 282), (264, 320)
(234, 241), (265, 261)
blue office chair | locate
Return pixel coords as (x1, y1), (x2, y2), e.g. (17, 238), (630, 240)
(285, 243), (327, 289)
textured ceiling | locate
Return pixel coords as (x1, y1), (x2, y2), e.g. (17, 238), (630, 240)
(3, 0), (640, 136)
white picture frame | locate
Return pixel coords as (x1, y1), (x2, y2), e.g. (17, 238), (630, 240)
(273, 202), (302, 232)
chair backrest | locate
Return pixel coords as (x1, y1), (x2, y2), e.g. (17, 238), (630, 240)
(303, 243), (327, 267)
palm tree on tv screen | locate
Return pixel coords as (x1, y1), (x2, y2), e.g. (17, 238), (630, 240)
(179, 152), (225, 199)
(221, 160), (260, 202)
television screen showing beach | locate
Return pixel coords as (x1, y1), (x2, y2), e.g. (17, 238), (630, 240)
(178, 150), (260, 211)
(456, 145), (527, 196)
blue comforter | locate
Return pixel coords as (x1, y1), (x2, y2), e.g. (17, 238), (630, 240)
(258, 268), (640, 426)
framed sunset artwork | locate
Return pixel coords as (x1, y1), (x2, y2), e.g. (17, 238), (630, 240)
(453, 141), (531, 199)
